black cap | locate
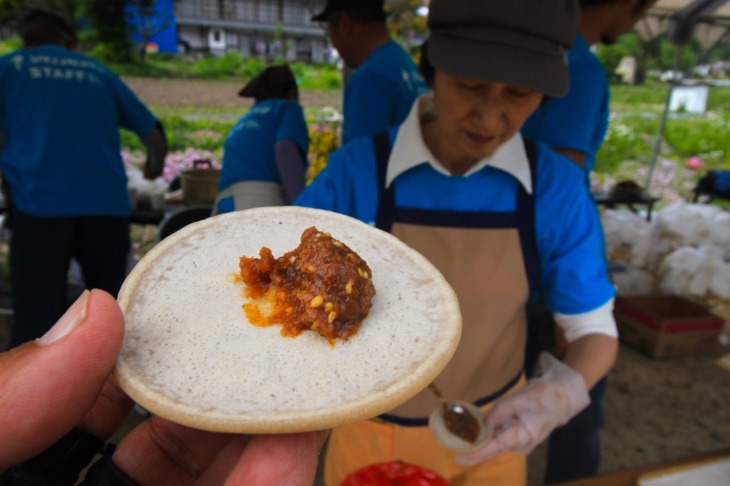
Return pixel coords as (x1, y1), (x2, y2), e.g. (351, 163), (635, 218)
(311, 0), (385, 22)
(239, 65), (297, 100)
(427, 0), (579, 97)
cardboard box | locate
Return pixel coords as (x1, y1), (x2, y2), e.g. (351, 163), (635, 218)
(614, 294), (725, 358)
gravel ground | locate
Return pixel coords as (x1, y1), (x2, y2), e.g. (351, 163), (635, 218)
(528, 342), (730, 484)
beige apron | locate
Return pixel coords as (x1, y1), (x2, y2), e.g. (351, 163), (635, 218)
(385, 225), (528, 418)
(212, 180), (287, 214)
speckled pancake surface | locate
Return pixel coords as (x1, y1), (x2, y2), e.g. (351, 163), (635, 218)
(114, 206), (461, 433)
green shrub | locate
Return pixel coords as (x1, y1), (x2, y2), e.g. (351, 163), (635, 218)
(596, 113), (658, 174)
(293, 63), (342, 90)
(120, 115), (234, 155)
(707, 88), (730, 114)
(235, 57), (268, 79)
(192, 51), (247, 79)
(610, 83), (668, 111)
(663, 115), (730, 164)
(0, 37), (21, 55)
(87, 42), (137, 64)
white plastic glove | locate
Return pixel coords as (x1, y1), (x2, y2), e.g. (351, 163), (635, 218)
(457, 352), (590, 465)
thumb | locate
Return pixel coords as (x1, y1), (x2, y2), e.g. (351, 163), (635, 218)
(0, 289), (124, 470)
(224, 430), (329, 486)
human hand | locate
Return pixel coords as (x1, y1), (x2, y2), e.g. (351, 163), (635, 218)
(0, 289), (328, 485)
(456, 352), (590, 465)
(0, 289), (128, 470)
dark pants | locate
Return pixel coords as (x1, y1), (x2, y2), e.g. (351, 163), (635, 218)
(525, 297), (607, 484)
(7, 210), (130, 348)
(545, 376), (607, 484)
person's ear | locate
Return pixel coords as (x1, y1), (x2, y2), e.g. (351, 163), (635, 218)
(338, 12), (354, 35)
(623, 0), (646, 14)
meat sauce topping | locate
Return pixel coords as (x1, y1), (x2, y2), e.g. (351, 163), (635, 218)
(239, 226), (376, 345)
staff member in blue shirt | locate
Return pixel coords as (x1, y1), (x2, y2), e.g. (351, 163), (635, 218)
(312, 0), (429, 144)
(521, 1), (657, 483)
(298, 0), (618, 483)
(0, 10), (167, 349)
(215, 64), (309, 214)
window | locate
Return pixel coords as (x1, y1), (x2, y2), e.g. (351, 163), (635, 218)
(257, 2), (277, 23)
(199, 0), (219, 18)
(282, 1), (305, 25)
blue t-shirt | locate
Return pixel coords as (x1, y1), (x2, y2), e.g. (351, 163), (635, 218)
(218, 98), (309, 191)
(0, 44), (158, 217)
(342, 40), (429, 144)
(521, 34), (610, 181)
(296, 130), (614, 316)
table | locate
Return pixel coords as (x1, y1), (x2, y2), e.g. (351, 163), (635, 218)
(593, 194), (660, 222)
(130, 201), (194, 226)
(557, 447), (730, 485)
(0, 199), (176, 227)
(130, 205), (167, 225)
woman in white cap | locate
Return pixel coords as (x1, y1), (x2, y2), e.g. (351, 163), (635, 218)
(296, 0), (618, 483)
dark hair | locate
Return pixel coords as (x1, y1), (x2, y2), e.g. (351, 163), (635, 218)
(580, 0), (651, 12)
(256, 80), (298, 103)
(327, 8), (386, 24)
(19, 10), (76, 47)
(239, 65), (299, 103)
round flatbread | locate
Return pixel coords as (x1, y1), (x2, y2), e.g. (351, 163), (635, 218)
(114, 206), (461, 433)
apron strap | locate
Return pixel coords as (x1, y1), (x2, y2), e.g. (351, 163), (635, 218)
(373, 131), (395, 232)
(373, 130), (540, 294)
(518, 138), (540, 294)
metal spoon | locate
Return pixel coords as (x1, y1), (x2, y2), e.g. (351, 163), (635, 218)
(427, 383), (492, 452)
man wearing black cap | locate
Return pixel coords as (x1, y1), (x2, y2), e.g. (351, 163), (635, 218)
(311, 0), (428, 144)
(521, 1), (657, 483)
(523, 0), (658, 180)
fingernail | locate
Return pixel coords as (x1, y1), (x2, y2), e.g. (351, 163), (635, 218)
(38, 290), (90, 345)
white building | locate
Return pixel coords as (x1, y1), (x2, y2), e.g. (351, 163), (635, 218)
(175, 0), (329, 63)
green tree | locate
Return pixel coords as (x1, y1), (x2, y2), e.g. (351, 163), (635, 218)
(79, 0), (132, 62)
(595, 32), (702, 85)
(126, 0), (175, 63)
(596, 42), (630, 84)
(0, 0), (20, 25)
(0, 0), (76, 29)
(0, 0), (133, 63)
(385, 0), (428, 57)
(658, 37), (700, 73)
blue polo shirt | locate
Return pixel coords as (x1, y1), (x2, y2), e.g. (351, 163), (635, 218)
(297, 98), (615, 320)
(0, 44), (158, 217)
(218, 98), (309, 191)
(521, 34), (610, 181)
(341, 40), (429, 144)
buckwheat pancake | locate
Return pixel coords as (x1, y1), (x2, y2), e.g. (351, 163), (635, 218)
(114, 206), (461, 433)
